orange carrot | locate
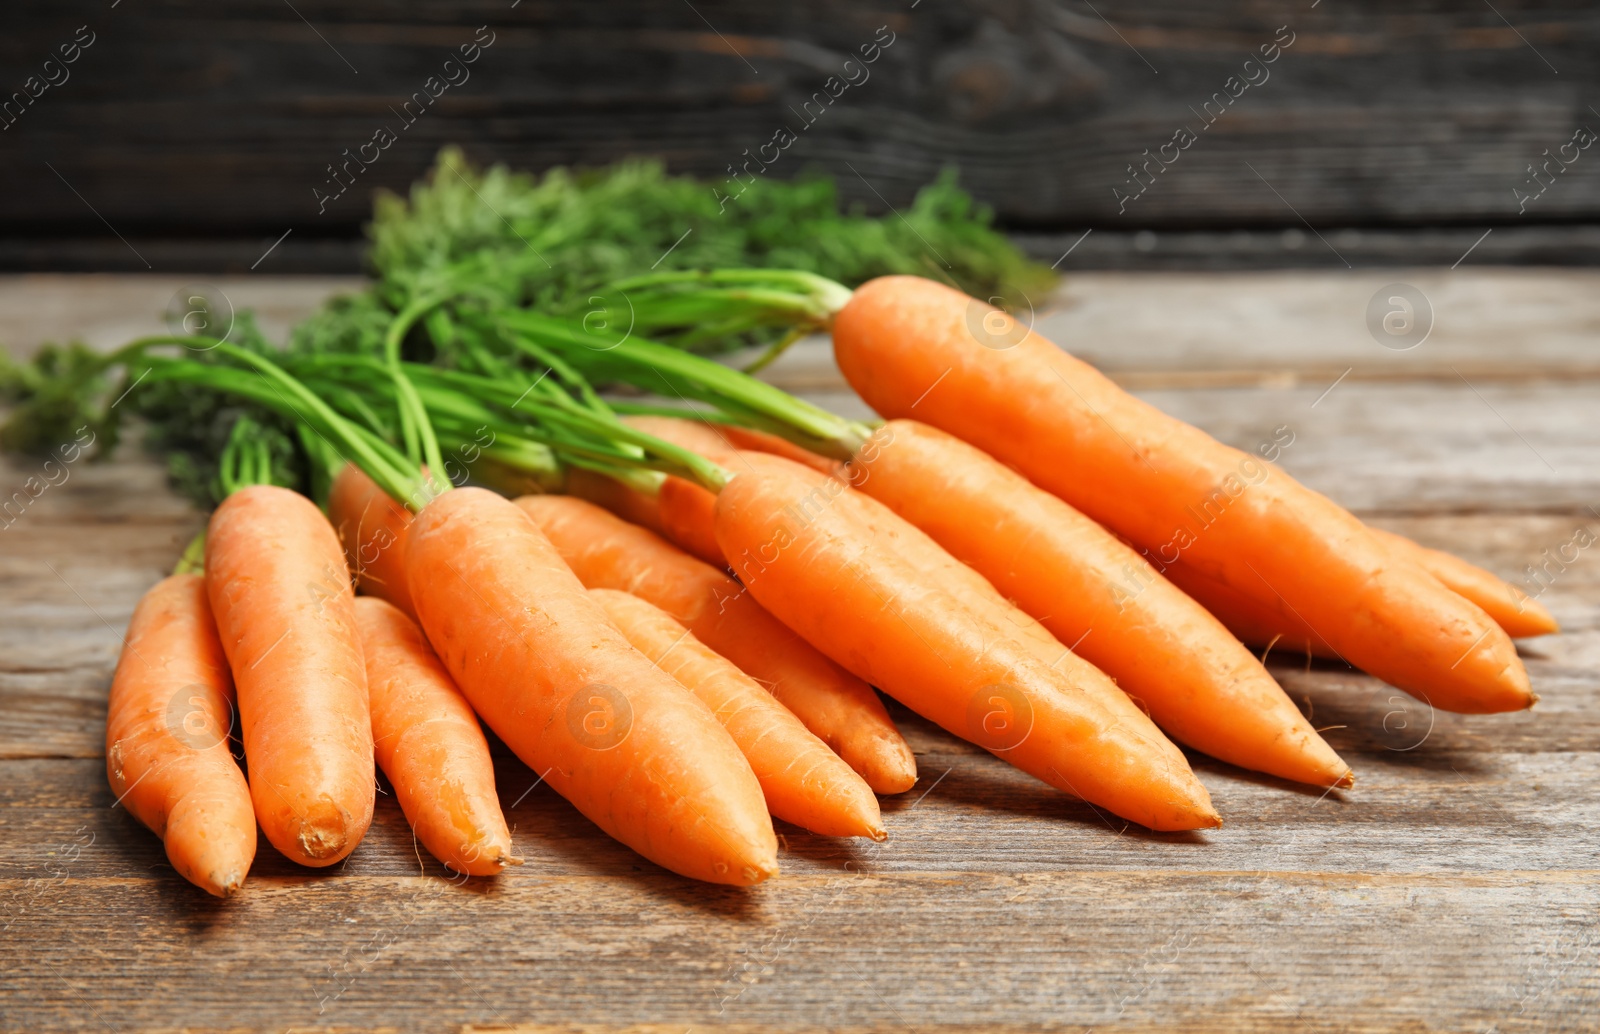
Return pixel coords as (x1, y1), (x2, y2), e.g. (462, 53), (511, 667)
(711, 445), (1345, 786)
(1160, 561), (1337, 660)
(206, 485), (375, 866)
(657, 473), (727, 566)
(405, 487), (777, 884)
(564, 467), (662, 536)
(1175, 527), (1556, 652)
(355, 596), (518, 876)
(846, 419), (1352, 788)
(566, 465), (726, 567)
(833, 275), (1533, 714)
(515, 494), (917, 794)
(590, 588), (885, 839)
(617, 418), (1070, 660)
(1367, 526), (1558, 639)
(615, 417), (800, 568)
(715, 423), (840, 474)
(717, 421), (1545, 646)
(625, 415), (746, 462)
(329, 462), (416, 619)
(105, 574), (255, 897)
(713, 461), (1219, 831)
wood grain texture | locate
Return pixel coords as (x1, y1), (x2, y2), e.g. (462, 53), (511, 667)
(1, 272), (1597, 1032)
(3, 1), (1600, 252)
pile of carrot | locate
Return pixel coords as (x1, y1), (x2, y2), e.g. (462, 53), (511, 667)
(97, 270), (1556, 897)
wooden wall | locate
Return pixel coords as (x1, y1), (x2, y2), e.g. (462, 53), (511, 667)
(3, 1), (1599, 270)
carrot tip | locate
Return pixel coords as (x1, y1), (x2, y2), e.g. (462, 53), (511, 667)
(868, 773), (918, 795)
(1335, 769), (1356, 790)
(867, 827), (889, 843)
(292, 800), (355, 862)
(742, 861), (780, 884)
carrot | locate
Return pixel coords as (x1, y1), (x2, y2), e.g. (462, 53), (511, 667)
(105, 574), (255, 897)
(615, 417), (801, 568)
(329, 462), (416, 619)
(617, 418), (1070, 660)
(355, 596), (518, 876)
(713, 460), (1220, 831)
(565, 465), (726, 568)
(715, 423), (840, 474)
(567, 418), (824, 570)
(1173, 527), (1555, 652)
(845, 419), (1353, 788)
(625, 415), (745, 463)
(621, 421), (1104, 677)
(405, 487), (778, 884)
(711, 444), (1346, 787)
(833, 275), (1534, 715)
(514, 494), (917, 794)
(1367, 526), (1558, 639)
(206, 485), (375, 866)
(590, 588), (886, 839)
(658, 473), (727, 566)
(1160, 561), (1337, 660)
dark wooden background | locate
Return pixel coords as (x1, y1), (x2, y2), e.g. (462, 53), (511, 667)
(3, 1), (1600, 272)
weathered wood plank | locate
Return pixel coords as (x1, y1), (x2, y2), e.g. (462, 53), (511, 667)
(0, 274), (365, 355)
(750, 269), (1600, 389)
(4, 485), (1593, 761)
(1036, 269), (1600, 381)
(3, 865), (1597, 1033)
(1, 272), (1595, 1033)
(1144, 380), (1600, 513)
(5, 3), (1600, 244)
(784, 379), (1600, 513)
(10, 270), (1600, 385)
(6, 733), (1600, 882)
(1016, 225), (1600, 274)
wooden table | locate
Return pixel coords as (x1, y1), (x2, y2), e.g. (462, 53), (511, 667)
(3, 271), (1597, 1033)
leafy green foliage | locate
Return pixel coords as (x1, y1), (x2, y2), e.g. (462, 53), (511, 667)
(365, 147), (1054, 321)
(0, 311), (307, 509)
(128, 314), (307, 506)
(1, 148), (1055, 511)
(0, 343), (113, 457)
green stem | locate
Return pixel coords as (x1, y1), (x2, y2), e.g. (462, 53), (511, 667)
(740, 326), (806, 376)
(173, 532), (206, 576)
(382, 295), (451, 488)
(500, 311), (870, 458)
(120, 339), (434, 511)
(301, 356), (726, 493)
